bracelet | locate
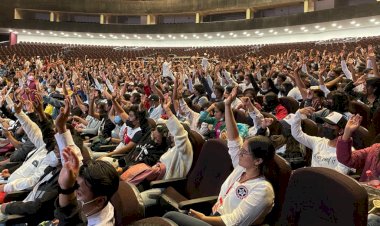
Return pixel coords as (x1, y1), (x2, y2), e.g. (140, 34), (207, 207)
(58, 182), (79, 195)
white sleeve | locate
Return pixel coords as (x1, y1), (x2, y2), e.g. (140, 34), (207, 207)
(166, 115), (192, 155)
(206, 74), (214, 89)
(227, 138), (243, 168)
(4, 153), (48, 193)
(15, 111), (45, 149)
(290, 111), (320, 150)
(55, 130), (83, 165)
(248, 108), (267, 135)
(221, 182), (274, 226)
(341, 60), (353, 80)
(301, 64), (308, 74)
(319, 84), (330, 97)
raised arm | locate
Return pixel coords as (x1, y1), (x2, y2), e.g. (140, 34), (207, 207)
(14, 99), (45, 149)
(225, 87), (241, 168)
(111, 95), (129, 122)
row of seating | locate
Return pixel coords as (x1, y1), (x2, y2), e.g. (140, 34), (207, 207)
(110, 138), (368, 226)
(1, 35), (379, 61)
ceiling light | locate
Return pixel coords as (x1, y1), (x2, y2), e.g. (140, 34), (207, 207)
(125, 36), (129, 39)
(233, 34), (237, 37)
(180, 34), (184, 37)
(356, 23), (360, 27)
(338, 25), (342, 29)
(27, 32), (31, 35)
(204, 34), (208, 37)
(36, 30), (40, 33)
(184, 37), (187, 39)
(172, 36), (176, 39)
(284, 28), (289, 31)
(246, 34), (251, 37)
(192, 34), (196, 37)
(376, 22), (380, 25)
(314, 25), (320, 29)
(160, 37), (164, 40)
(14, 31), (18, 34)
(255, 30), (259, 34)
(208, 36), (212, 39)
(22, 30), (26, 33)
(269, 29), (274, 33)
(168, 34), (172, 38)
(102, 36), (106, 39)
(273, 32), (278, 35)
(8, 29), (13, 32)
(229, 32), (234, 36)
(54, 34), (58, 36)
(304, 29), (309, 32)
(196, 36), (199, 39)
(370, 18), (376, 22)
(216, 33), (220, 36)
(243, 31), (247, 35)
(156, 35), (160, 38)
(319, 27), (326, 31)
(259, 33), (264, 36)
(61, 32), (65, 35)
(40, 33), (44, 35)
(331, 23), (337, 27)
(288, 31), (292, 34)
(74, 33), (77, 36)
(138, 37), (141, 39)
(134, 34), (138, 37)
(65, 34), (69, 37)
(350, 20), (356, 24)
(49, 31), (53, 34)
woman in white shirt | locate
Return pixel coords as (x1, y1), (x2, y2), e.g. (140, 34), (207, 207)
(164, 87), (276, 226)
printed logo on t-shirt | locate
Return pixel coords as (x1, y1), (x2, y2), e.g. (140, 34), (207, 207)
(32, 160), (39, 167)
(236, 185), (248, 199)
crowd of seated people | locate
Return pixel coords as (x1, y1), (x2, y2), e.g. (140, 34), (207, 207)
(0, 41), (378, 226)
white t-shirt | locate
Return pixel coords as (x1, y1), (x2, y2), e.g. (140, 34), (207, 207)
(289, 111), (352, 174)
(88, 202), (115, 226)
(287, 87), (303, 101)
(162, 61), (172, 79)
(215, 166), (274, 226)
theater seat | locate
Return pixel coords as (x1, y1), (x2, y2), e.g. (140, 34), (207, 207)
(111, 182), (145, 226)
(150, 139), (233, 214)
(262, 155), (292, 225)
(349, 101), (371, 129)
(233, 109), (254, 126)
(130, 217), (178, 226)
(261, 112), (281, 135)
(278, 167), (368, 226)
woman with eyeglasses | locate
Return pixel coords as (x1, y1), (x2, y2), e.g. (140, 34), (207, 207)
(164, 87), (276, 226)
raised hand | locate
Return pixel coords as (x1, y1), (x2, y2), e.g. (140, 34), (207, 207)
(58, 147), (80, 190)
(13, 98), (23, 114)
(343, 114), (362, 138)
(298, 107), (315, 117)
(239, 96), (254, 111)
(225, 86), (238, 106)
(55, 96), (71, 134)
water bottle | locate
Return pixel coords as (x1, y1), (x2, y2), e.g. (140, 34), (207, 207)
(366, 170), (380, 188)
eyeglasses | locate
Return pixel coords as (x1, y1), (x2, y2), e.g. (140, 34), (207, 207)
(239, 148), (252, 156)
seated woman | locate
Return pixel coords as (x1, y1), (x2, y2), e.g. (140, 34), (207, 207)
(198, 101), (225, 139)
(163, 88), (276, 226)
(336, 114), (380, 226)
(336, 114), (380, 182)
(121, 96), (192, 185)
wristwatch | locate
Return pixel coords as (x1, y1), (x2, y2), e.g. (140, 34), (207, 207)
(58, 182), (79, 194)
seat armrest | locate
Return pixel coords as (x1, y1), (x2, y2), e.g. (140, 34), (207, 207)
(110, 154), (126, 159)
(178, 196), (218, 213)
(150, 177), (187, 189)
(97, 145), (117, 152)
(4, 190), (30, 202)
(1, 214), (26, 224)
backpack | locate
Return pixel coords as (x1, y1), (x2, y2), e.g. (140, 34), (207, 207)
(90, 135), (111, 152)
